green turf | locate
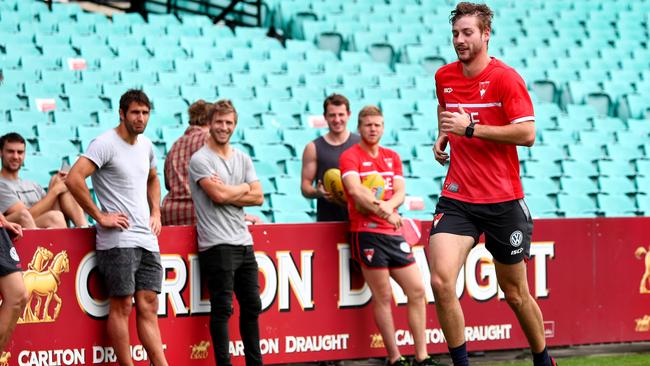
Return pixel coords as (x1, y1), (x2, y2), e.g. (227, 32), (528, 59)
(484, 354), (650, 365)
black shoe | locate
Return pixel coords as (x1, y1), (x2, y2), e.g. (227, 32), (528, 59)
(412, 356), (448, 366)
(387, 356), (411, 366)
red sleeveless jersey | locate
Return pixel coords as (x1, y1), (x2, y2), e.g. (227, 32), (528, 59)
(339, 144), (404, 234)
(435, 58), (534, 204)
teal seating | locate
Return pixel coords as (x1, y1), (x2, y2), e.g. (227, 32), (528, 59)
(525, 195), (558, 218)
(598, 176), (636, 195)
(561, 160), (598, 178)
(560, 177), (599, 195)
(556, 194), (598, 217)
(598, 194), (637, 217)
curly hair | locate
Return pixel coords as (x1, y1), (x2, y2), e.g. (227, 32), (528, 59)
(450, 2), (494, 33)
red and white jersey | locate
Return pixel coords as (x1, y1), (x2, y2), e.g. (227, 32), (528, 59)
(339, 144), (404, 234)
(435, 57), (534, 204)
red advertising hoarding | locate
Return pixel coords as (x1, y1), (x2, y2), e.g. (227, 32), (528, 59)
(5, 218), (650, 365)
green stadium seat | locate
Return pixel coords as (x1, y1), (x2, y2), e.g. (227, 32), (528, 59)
(561, 159), (598, 178)
(362, 88), (398, 104)
(539, 129), (576, 146)
(253, 157), (282, 177)
(408, 160), (447, 179)
(556, 194), (598, 217)
(529, 145), (566, 162)
(272, 211), (314, 223)
(598, 176), (636, 195)
(597, 160), (636, 177)
(522, 176), (559, 196)
(524, 160), (562, 178)
(39, 139), (79, 157)
(394, 129), (433, 146)
(616, 131), (648, 146)
(53, 110), (93, 127)
(566, 144), (607, 161)
(9, 110), (49, 125)
(218, 85), (254, 100)
(524, 195), (558, 218)
(251, 144), (294, 162)
(578, 130), (614, 146)
(598, 194), (637, 217)
(265, 74), (300, 89)
(608, 143), (644, 161)
(242, 127), (282, 144)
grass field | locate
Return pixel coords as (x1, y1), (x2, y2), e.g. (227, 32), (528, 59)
(484, 354), (650, 365)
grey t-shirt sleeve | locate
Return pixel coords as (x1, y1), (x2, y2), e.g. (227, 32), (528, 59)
(35, 184), (46, 199)
(244, 155), (258, 184)
(82, 136), (112, 169)
(189, 152), (214, 185)
(0, 182), (18, 213)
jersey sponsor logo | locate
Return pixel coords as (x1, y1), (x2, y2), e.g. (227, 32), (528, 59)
(433, 213), (444, 228)
(444, 87), (453, 93)
(479, 81), (490, 99)
(362, 161), (372, 167)
(363, 249), (375, 263)
(510, 230), (523, 247)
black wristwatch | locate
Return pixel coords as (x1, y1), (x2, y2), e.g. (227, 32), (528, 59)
(465, 121), (476, 138)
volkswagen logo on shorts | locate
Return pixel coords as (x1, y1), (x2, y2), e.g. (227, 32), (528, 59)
(510, 230), (523, 247)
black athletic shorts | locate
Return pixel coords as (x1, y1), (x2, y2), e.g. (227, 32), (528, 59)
(0, 228), (22, 276)
(350, 231), (416, 269)
(429, 196), (533, 264)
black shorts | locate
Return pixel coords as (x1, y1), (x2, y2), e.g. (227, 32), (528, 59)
(0, 228), (21, 276)
(429, 197), (533, 264)
(96, 247), (162, 297)
(351, 231), (415, 269)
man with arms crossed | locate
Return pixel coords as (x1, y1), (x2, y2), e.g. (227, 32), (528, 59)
(189, 100), (264, 366)
(0, 132), (87, 229)
(0, 213), (25, 352)
(340, 106), (443, 366)
(429, 3), (555, 366)
(302, 94), (360, 221)
(66, 90), (168, 366)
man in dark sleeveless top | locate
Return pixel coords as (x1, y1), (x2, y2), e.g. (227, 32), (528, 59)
(301, 94), (360, 222)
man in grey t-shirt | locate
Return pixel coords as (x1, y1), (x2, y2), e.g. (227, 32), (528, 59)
(66, 90), (168, 366)
(189, 99), (264, 366)
(0, 132), (87, 229)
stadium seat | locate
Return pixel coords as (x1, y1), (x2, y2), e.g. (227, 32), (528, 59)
(525, 195), (558, 218)
(598, 194), (637, 217)
(556, 194), (598, 217)
(598, 176), (636, 195)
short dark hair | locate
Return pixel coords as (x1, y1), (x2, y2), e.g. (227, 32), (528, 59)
(188, 99), (211, 126)
(0, 132), (26, 150)
(450, 2), (494, 34)
(119, 89), (151, 113)
(208, 99), (238, 124)
(323, 94), (350, 115)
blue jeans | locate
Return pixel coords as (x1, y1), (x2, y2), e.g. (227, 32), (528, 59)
(199, 245), (263, 366)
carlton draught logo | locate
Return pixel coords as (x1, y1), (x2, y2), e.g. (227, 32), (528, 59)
(369, 334), (384, 349)
(0, 351), (10, 366)
(634, 245), (650, 294)
(190, 341), (210, 360)
(18, 246), (70, 323)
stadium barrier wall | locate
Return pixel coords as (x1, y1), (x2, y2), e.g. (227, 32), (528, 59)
(6, 218), (650, 365)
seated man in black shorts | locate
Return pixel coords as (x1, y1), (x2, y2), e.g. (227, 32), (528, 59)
(0, 213), (26, 352)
